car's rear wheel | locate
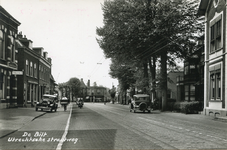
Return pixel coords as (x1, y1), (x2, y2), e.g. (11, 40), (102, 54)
(148, 110), (151, 113)
(35, 108), (38, 111)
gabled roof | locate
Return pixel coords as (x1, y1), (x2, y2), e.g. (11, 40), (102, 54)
(197, 0), (209, 16)
(80, 79), (87, 88)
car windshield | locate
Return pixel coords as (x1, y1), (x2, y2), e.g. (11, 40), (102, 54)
(42, 95), (56, 102)
(134, 97), (149, 101)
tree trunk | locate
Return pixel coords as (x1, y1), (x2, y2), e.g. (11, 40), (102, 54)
(143, 59), (149, 93)
(149, 57), (156, 101)
(161, 51), (167, 111)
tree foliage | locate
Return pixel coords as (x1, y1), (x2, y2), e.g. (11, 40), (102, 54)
(96, 0), (204, 110)
(67, 77), (81, 98)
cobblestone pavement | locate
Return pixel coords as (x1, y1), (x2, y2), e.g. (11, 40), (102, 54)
(0, 102), (227, 150)
(82, 103), (227, 149)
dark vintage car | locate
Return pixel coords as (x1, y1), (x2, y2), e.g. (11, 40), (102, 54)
(130, 94), (152, 113)
(35, 94), (58, 112)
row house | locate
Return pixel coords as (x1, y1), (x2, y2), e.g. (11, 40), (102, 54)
(0, 6), (20, 108)
(17, 33), (54, 107)
(198, 0), (227, 117)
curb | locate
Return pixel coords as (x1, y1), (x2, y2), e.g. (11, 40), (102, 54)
(214, 117), (227, 122)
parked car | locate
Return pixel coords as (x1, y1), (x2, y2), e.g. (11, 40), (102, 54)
(35, 94), (58, 112)
(130, 94), (152, 113)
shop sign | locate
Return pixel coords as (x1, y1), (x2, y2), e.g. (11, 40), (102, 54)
(12, 71), (23, 75)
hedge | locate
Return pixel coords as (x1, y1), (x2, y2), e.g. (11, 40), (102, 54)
(172, 101), (203, 114)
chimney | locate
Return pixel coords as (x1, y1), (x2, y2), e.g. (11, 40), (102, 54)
(48, 57), (52, 63)
(43, 52), (48, 59)
(33, 47), (44, 56)
(87, 80), (90, 87)
(18, 31), (23, 38)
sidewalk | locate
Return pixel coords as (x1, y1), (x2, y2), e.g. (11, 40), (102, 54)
(0, 102), (73, 139)
(116, 103), (227, 122)
(0, 106), (46, 139)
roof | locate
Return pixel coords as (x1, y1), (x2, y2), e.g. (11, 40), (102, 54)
(197, 0), (209, 16)
(0, 5), (21, 25)
(43, 94), (57, 98)
(133, 94), (149, 98)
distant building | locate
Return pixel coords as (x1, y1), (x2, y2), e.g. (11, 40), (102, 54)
(0, 6), (21, 108)
(79, 79), (109, 102)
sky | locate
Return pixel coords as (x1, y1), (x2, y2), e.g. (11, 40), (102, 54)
(0, 0), (119, 88)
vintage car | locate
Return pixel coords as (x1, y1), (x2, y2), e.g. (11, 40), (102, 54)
(130, 94), (152, 113)
(35, 94), (58, 112)
(60, 97), (69, 105)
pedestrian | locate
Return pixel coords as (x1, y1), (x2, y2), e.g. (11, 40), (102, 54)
(104, 98), (106, 105)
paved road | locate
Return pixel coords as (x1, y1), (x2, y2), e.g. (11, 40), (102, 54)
(0, 102), (227, 150)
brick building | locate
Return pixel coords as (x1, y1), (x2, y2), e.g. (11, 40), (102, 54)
(0, 6), (20, 108)
(17, 33), (54, 106)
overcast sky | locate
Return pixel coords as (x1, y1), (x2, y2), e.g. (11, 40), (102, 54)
(1, 0), (119, 88)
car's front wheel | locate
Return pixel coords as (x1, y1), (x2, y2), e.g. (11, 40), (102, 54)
(35, 108), (38, 111)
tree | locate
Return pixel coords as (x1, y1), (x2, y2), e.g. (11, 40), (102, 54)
(97, 0), (204, 111)
(67, 77), (81, 101)
(96, 0), (158, 95)
(109, 85), (116, 104)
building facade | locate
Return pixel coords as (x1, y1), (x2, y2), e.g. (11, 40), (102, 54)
(176, 39), (204, 103)
(0, 6), (20, 108)
(17, 33), (54, 107)
(198, 0), (227, 117)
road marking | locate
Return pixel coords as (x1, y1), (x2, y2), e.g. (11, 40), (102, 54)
(56, 104), (73, 150)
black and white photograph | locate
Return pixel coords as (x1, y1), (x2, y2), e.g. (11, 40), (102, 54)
(0, 0), (227, 149)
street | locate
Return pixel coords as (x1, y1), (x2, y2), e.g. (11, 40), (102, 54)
(0, 103), (227, 150)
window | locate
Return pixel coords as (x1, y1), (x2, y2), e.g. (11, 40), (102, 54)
(30, 62), (33, 77)
(185, 85), (189, 101)
(34, 63), (37, 78)
(210, 71), (221, 100)
(184, 65), (189, 75)
(0, 30), (5, 59)
(26, 60), (29, 75)
(210, 14), (222, 53)
(0, 73), (5, 99)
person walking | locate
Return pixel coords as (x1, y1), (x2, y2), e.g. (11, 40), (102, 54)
(60, 97), (69, 111)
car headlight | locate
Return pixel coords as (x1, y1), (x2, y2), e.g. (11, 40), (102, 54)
(50, 104), (53, 106)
